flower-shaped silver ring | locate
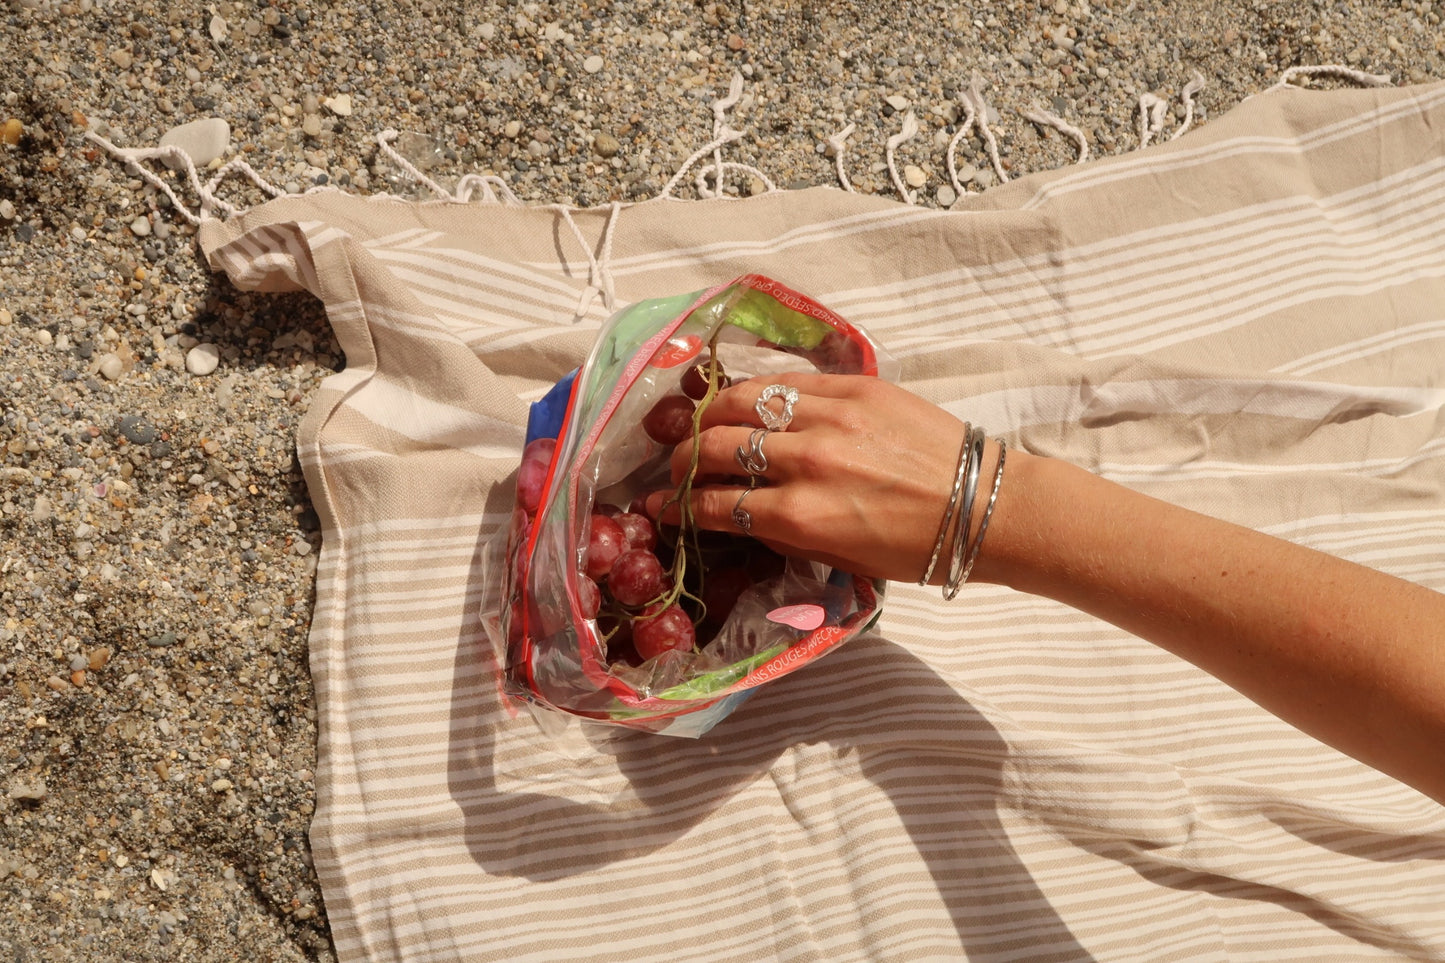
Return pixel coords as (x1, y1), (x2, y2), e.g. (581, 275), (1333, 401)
(755, 384), (799, 432)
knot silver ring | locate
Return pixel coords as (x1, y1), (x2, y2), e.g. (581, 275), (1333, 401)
(755, 384), (799, 432)
(734, 427), (771, 476)
(731, 487), (757, 534)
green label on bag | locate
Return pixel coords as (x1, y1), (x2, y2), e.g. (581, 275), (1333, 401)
(722, 289), (829, 349)
(652, 644), (788, 702)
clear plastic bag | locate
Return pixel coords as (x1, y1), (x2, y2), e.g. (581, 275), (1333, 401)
(482, 275), (894, 737)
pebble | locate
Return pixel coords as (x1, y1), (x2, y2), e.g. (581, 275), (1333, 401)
(129, 215), (151, 237)
(186, 343), (221, 376)
(117, 415), (158, 444)
(96, 353), (124, 381)
(158, 117), (230, 171)
(302, 113), (323, 138)
(974, 168), (997, 190)
(0, 199), (13, 219)
(593, 132), (620, 158)
(583, 55), (605, 74)
(904, 165), (927, 189)
(937, 185), (957, 207)
(7, 778), (47, 804)
(953, 161), (977, 183)
(885, 94), (911, 112)
(324, 93), (353, 116)
(503, 120), (522, 139)
(0, 118), (21, 146)
(211, 778), (234, 793)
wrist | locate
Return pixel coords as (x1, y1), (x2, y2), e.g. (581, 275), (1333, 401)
(965, 445), (1052, 591)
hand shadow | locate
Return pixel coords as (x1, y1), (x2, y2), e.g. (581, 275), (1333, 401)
(448, 563), (1091, 960)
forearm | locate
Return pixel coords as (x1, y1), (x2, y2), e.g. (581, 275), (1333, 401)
(975, 448), (1445, 804)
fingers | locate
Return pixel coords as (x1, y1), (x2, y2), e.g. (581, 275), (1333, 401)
(646, 483), (796, 544)
(668, 424), (805, 485)
(698, 372), (875, 430)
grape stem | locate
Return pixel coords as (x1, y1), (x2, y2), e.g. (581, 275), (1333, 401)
(649, 330), (727, 622)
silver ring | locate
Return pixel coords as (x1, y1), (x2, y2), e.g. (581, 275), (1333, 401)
(732, 487), (757, 534)
(734, 427), (771, 476)
(755, 384), (799, 432)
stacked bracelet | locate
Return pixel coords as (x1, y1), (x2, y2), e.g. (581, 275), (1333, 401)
(918, 422), (972, 586)
(947, 439), (1006, 599)
(943, 427), (987, 596)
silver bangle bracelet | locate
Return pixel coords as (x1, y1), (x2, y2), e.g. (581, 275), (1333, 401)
(943, 426), (986, 599)
(952, 438), (1006, 595)
(919, 422), (971, 586)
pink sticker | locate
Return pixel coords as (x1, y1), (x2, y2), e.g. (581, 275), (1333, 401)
(766, 604), (825, 632)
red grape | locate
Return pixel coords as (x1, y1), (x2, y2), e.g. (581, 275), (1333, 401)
(516, 437), (557, 514)
(642, 395), (695, 445)
(608, 549), (671, 607)
(633, 603), (697, 660)
(584, 514), (627, 579)
(577, 577), (601, 619)
(615, 512), (657, 552)
(680, 358), (730, 400)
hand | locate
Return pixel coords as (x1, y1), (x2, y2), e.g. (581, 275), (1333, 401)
(644, 373), (971, 584)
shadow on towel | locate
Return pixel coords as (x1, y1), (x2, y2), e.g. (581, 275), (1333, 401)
(447, 562), (1089, 959)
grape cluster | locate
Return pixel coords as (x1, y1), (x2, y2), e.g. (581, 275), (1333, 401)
(510, 350), (785, 671)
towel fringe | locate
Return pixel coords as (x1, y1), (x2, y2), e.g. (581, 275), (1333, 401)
(87, 63), (1388, 226)
(885, 111), (921, 205)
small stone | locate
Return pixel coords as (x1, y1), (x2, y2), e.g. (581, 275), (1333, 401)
(7, 778), (46, 804)
(186, 343), (220, 376)
(31, 495), (51, 522)
(97, 354), (124, 381)
(88, 647), (112, 671)
(593, 132), (620, 157)
(145, 632), (177, 648)
(937, 185), (958, 207)
(583, 55), (605, 74)
(904, 165), (927, 189)
(953, 161), (977, 183)
(210, 778), (233, 793)
(208, 14), (228, 43)
(1, 118), (22, 146)
(727, 34), (744, 51)
(479, 22), (496, 40)
(0, 308), (9, 326)
(885, 94), (911, 112)
(302, 113), (322, 138)
(109, 49), (133, 69)
(503, 119), (522, 139)
(69, 654), (89, 672)
(117, 415), (157, 445)
(0, 199), (13, 219)
(324, 93), (352, 117)
(973, 168), (997, 190)
(159, 117), (230, 171)
(129, 216), (151, 237)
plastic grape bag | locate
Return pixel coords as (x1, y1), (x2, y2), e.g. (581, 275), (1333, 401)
(481, 274), (896, 738)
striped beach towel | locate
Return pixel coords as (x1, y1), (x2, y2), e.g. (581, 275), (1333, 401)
(198, 80), (1445, 960)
